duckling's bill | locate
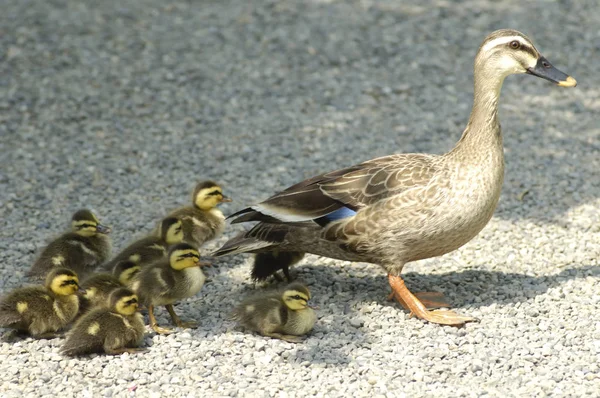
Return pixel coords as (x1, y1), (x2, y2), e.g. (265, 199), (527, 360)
(95, 224), (112, 234)
(526, 56), (576, 87)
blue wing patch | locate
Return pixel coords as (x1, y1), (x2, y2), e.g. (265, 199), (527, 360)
(315, 207), (357, 227)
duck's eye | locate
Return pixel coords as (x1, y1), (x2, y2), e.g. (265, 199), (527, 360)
(509, 40), (520, 49)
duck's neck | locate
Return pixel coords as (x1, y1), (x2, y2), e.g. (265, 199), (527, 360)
(449, 65), (506, 158)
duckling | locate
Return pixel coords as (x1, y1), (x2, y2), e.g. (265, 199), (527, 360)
(27, 209), (111, 281)
(130, 243), (207, 334)
(251, 251), (305, 282)
(112, 260), (142, 285)
(163, 181), (231, 248)
(101, 217), (183, 273)
(78, 261), (140, 313)
(61, 287), (146, 356)
(232, 282), (316, 343)
(0, 268), (81, 339)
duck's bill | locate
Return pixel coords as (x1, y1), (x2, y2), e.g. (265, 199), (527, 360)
(526, 56), (577, 87)
(95, 224), (112, 234)
(220, 195), (233, 203)
(77, 287), (87, 295)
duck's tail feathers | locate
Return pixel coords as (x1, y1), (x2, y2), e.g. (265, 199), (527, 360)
(211, 223), (293, 257)
(228, 209), (281, 224)
(212, 237), (276, 257)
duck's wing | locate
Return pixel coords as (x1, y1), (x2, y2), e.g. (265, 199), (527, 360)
(229, 154), (439, 225)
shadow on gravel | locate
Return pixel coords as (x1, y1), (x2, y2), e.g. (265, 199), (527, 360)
(292, 262), (600, 310)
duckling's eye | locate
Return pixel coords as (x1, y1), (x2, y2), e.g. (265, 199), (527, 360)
(509, 40), (520, 49)
(293, 295), (302, 300)
(126, 299), (138, 305)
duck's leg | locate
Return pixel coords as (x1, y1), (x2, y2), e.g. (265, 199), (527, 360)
(387, 291), (449, 310)
(148, 304), (173, 335)
(165, 304), (198, 329)
(388, 274), (477, 326)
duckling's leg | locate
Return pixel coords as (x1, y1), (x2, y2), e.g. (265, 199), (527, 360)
(282, 265), (293, 282)
(165, 304), (198, 329)
(387, 291), (450, 310)
(33, 332), (62, 339)
(263, 332), (304, 343)
(1, 330), (22, 342)
(105, 347), (147, 355)
(388, 275), (477, 326)
(148, 305), (173, 335)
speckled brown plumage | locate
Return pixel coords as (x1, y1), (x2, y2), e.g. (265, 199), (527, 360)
(214, 29), (576, 325)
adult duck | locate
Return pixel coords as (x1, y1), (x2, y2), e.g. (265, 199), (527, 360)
(213, 30), (576, 326)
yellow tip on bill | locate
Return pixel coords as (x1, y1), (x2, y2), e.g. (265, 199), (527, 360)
(558, 76), (577, 87)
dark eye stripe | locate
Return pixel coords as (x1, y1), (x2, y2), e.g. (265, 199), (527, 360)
(178, 253), (199, 260)
(516, 43), (537, 58)
(208, 190), (222, 196)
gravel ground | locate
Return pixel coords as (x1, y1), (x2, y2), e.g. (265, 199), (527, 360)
(1, 0), (599, 397)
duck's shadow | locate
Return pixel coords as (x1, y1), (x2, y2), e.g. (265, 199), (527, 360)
(292, 262), (599, 310)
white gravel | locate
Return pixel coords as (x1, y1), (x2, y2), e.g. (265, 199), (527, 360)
(1, 0), (599, 397)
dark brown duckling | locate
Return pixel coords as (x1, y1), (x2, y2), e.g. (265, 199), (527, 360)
(251, 251), (305, 282)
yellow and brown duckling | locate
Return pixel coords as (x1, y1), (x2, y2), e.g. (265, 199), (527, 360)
(61, 287), (146, 356)
(162, 181), (231, 248)
(130, 243), (208, 334)
(232, 283), (316, 343)
(27, 209), (111, 281)
(101, 217), (183, 274)
(251, 251), (305, 282)
(112, 259), (142, 285)
(0, 268), (82, 339)
(78, 261), (140, 313)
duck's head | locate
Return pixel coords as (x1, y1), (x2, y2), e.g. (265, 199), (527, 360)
(47, 268), (82, 296)
(168, 243), (201, 270)
(71, 209), (111, 237)
(476, 29), (576, 87)
(192, 181), (232, 211)
(282, 283), (313, 311)
(160, 217), (184, 245)
(109, 287), (140, 316)
(113, 260), (141, 284)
